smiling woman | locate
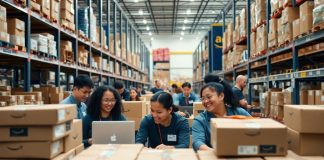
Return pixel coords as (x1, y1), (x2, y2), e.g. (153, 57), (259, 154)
(135, 91), (190, 149)
(82, 86), (126, 148)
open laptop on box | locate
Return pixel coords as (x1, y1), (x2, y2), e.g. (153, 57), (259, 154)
(177, 106), (193, 118)
(92, 121), (135, 144)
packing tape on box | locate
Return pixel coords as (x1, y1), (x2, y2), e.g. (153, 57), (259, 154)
(245, 122), (262, 136)
(54, 124), (66, 139)
(51, 141), (61, 156)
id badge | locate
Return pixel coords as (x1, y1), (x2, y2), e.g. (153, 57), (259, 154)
(167, 134), (177, 142)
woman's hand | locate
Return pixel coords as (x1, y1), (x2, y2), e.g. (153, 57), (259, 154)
(155, 144), (175, 150)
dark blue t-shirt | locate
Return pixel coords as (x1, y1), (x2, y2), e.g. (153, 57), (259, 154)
(232, 86), (244, 100)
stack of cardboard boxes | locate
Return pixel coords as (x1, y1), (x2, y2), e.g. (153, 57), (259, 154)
(278, 7), (299, 45)
(240, 8), (247, 38)
(123, 101), (147, 131)
(269, 91), (292, 121)
(78, 45), (89, 65)
(8, 18), (25, 48)
(250, 31), (256, 57)
(313, 1), (324, 27)
(0, 86), (43, 106)
(256, 24), (268, 55)
(33, 86), (64, 104)
(92, 55), (102, 70)
(234, 15), (240, 43)
(269, 18), (278, 48)
(11, 91), (43, 105)
(73, 144), (143, 160)
(0, 104), (82, 159)
(210, 118), (287, 158)
(300, 89), (324, 105)
(227, 22), (234, 49)
(285, 105), (324, 156)
(115, 62), (121, 75)
(121, 33), (127, 60)
(36, 0), (50, 17)
(50, 0), (60, 23)
(89, 8), (97, 43)
(0, 5), (9, 43)
(61, 40), (74, 63)
(31, 34), (48, 54)
(102, 58), (109, 72)
(255, 0), (266, 27)
(61, 0), (75, 31)
(44, 33), (57, 57)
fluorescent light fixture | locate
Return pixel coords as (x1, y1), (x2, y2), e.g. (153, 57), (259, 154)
(139, 9), (143, 15)
(202, 26), (205, 29)
(180, 37), (183, 40)
(211, 10), (215, 14)
(182, 26), (186, 30)
(134, 0), (138, 2)
(146, 26), (150, 31)
(148, 32), (152, 36)
(151, 37), (154, 41)
(184, 19), (188, 24)
(143, 19), (147, 24)
(181, 31), (184, 36)
(186, 9), (191, 15)
(190, 0), (194, 1)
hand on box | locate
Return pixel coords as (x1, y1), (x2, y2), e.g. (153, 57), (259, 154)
(155, 144), (175, 150)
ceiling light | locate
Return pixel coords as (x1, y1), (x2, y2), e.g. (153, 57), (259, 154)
(143, 19), (147, 24)
(181, 31), (185, 36)
(182, 26), (186, 30)
(151, 37), (154, 41)
(180, 37), (183, 40)
(184, 19), (188, 24)
(186, 9), (191, 15)
(148, 32), (152, 36)
(139, 9), (143, 15)
(190, 0), (194, 1)
(211, 10), (215, 14)
(146, 26), (150, 31)
(202, 26), (205, 29)
(134, 0), (138, 2)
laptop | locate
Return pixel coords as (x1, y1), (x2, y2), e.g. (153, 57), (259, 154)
(177, 106), (193, 118)
(92, 121), (135, 144)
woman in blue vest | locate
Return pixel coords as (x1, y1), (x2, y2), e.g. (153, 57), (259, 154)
(192, 82), (251, 151)
(136, 91), (190, 149)
(82, 86), (126, 148)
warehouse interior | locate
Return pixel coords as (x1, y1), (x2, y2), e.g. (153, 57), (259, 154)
(0, 0), (323, 159)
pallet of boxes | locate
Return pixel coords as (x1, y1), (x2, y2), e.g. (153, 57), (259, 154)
(78, 45), (89, 67)
(7, 18), (26, 51)
(33, 86), (65, 104)
(61, 0), (75, 32)
(61, 40), (74, 64)
(35, 0), (50, 19)
(0, 104), (84, 159)
(313, 0), (324, 31)
(0, 5), (10, 46)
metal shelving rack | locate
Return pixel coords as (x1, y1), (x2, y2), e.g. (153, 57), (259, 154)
(194, 0), (324, 104)
(0, 0), (150, 91)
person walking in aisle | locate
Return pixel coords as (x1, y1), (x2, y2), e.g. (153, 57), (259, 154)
(130, 87), (141, 101)
(82, 86), (126, 148)
(136, 92), (190, 149)
(113, 81), (131, 101)
(232, 75), (252, 110)
(173, 82), (200, 107)
(60, 75), (94, 119)
(192, 82), (251, 151)
(150, 80), (163, 94)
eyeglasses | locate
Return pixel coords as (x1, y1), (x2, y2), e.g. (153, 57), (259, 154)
(200, 95), (215, 101)
(102, 99), (116, 104)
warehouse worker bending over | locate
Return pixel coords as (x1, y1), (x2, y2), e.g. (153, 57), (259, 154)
(173, 82), (200, 107)
(232, 75), (252, 110)
(114, 81), (131, 101)
(60, 75), (94, 119)
(82, 86), (126, 148)
(136, 92), (190, 149)
(192, 82), (250, 151)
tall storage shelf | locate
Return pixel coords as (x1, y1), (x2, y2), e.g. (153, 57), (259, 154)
(0, 0), (150, 92)
(198, 0), (324, 106)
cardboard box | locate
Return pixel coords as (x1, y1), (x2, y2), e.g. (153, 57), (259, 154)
(300, 1), (314, 16)
(73, 144), (143, 160)
(138, 149), (198, 160)
(61, 0), (74, 14)
(315, 90), (324, 105)
(288, 128), (324, 156)
(12, 91), (42, 102)
(7, 18), (25, 32)
(281, 7), (299, 25)
(284, 92), (292, 104)
(299, 90), (308, 105)
(193, 102), (204, 116)
(307, 90), (315, 105)
(52, 148), (75, 160)
(0, 95), (17, 106)
(284, 105), (324, 133)
(74, 144), (84, 155)
(10, 35), (25, 46)
(300, 14), (313, 35)
(269, 19), (278, 41)
(0, 140), (63, 159)
(197, 151), (263, 160)
(50, 0), (60, 21)
(0, 86), (11, 91)
(0, 5), (6, 22)
(0, 104), (77, 125)
(264, 150), (324, 159)
(31, 1), (41, 12)
(293, 19), (300, 38)
(0, 120), (72, 141)
(0, 32), (9, 43)
(0, 21), (7, 32)
(122, 101), (147, 118)
(64, 119), (82, 153)
(211, 118), (287, 156)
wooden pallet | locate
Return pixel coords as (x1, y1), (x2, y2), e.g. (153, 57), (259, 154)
(42, 12), (49, 20)
(62, 24), (75, 34)
(313, 22), (324, 32)
(279, 40), (291, 48)
(257, 49), (267, 56)
(12, 45), (26, 52)
(269, 44), (278, 51)
(271, 8), (283, 19)
(50, 18), (58, 24)
(235, 36), (247, 45)
(31, 7), (41, 15)
(78, 62), (89, 68)
(13, 0), (26, 8)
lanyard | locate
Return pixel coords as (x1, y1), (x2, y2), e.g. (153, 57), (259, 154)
(157, 124), (163, 144)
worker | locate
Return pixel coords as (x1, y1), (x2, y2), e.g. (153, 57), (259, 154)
(173, 82), (200, 106)
(192, 82), (251, 151)
(60, 75), (94, 119)
(171, 83), (182, 95)
(113, 81), (131, 101)
(136, 92), (190, 149)
(136, 85), (146, 96)
(232, 75), (252, 110)
(130, 87), (141, 101)
(82, 86), (126, 148)
(150, 80), (163, 94)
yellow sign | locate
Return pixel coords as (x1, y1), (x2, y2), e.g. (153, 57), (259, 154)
(214, 36), (222, 48)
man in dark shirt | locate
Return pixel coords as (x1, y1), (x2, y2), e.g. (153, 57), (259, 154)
(150, 80), (163, 94)
(113, 81), (130, 101)
(232, 75), (252, 109)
